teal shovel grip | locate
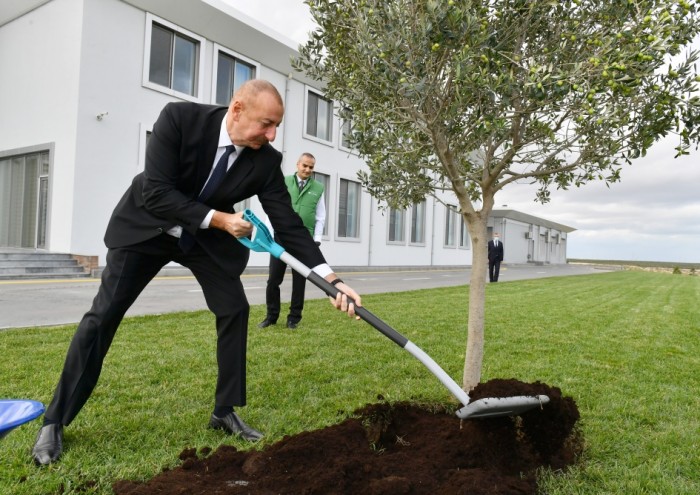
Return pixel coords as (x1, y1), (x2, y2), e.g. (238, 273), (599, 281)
(238, 209), (286, 259)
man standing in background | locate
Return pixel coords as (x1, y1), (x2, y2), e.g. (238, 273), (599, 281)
(259, 153), (326, 329)
(488, 232), (504, 283)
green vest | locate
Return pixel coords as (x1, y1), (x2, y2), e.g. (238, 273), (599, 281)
(285, 174), (324, 235)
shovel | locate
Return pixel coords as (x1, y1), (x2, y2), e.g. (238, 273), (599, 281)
(239, 209), (549, 419)
(0, 400), (45, 440)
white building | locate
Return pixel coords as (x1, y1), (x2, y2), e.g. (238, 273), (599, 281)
(0, 0), (573, 270)
(488, 209), (574, 265)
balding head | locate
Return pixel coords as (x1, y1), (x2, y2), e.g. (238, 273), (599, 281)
(227, 79), (284, 149)
(233, 79), (284, 108)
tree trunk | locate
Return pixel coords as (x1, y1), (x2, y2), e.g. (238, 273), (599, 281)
(462, 215), (489, 392)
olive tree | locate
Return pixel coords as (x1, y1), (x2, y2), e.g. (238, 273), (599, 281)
(294, 0), (700, 391)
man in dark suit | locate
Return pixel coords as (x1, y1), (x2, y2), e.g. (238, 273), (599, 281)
(31, 80), (361, 466)
(487, 233), (504, 282)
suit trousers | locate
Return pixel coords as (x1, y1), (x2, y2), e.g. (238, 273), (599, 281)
(489, 259), (501, 282)
(44, 234), (249, 426)
(265, 255), (306, 324)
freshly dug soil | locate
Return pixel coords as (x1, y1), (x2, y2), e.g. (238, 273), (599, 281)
(113, 379), (581, 495)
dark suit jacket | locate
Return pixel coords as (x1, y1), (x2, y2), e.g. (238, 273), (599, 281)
(105, 102), (325, 277)
(487, 240), (504, 262)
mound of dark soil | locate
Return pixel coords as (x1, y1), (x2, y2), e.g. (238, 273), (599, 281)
(113, 379), (580, 495)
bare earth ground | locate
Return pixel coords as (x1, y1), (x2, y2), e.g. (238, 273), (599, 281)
(113, 379), (581, 495)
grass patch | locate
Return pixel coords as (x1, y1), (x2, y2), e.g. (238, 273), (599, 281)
(569, 258), (699, 270)
(1, 270), (699, 494)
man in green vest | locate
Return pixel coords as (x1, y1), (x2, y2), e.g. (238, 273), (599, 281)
(259, 152), (326, 329)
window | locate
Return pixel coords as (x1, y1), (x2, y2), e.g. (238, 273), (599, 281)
(305, 89), (333, 142)
(339, 107), (355, 151)
(410, 201), (426, 244)
(234, 198), (250, 213)
(0, 150), (50, 249)
(340, 118), (353, 150)
(444, 205), (458, 247)
(149, 24), (197, 94)
(313, 172), (331, 237)
(214, 46), (256, 105)
(388, 208), (405, 243)
(137, 126), (153, 173)
(459, 216), (470, 248)
(337, 179), (360, 239)
(144, 14), (205, 100)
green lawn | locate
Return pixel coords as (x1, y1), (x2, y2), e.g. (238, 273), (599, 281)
(1, 270), (699, 494)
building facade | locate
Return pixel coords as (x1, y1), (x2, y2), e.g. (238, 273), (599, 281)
(488, 210), (574, 265)
(0, 0), (574, 269)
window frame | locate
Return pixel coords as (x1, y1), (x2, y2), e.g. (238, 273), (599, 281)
(336, 176), (362, 241)
(303, 86), (334, 146)
(444, 204), (458, 248)
(0, 144), (54, 250)
(211, 44), (259, 106)
(137, 123), (152, 174)
(312, 171), (331, 239)
(387, 207), (406, 245)
(142, 13), (206, 102)
(409, 200), (427, 246)
(459, 214), (471, 249)
(233, 198), (251, 213)
(339, 115), (356, 153)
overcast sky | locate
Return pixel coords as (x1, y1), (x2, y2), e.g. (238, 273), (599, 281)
(221, 0), (699, 263)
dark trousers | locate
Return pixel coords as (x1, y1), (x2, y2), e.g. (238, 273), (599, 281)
(265, 255), (306, 324)
(44, 234), (249, 426)
(489, 259), (501, 282)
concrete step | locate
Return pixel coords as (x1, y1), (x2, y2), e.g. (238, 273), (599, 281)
(0, 251), (92, 280)
(0, 273), (91, 280)
(0, 265), (88, 275)
(0, 253), (74, 261)
(0, 259), (83, 268)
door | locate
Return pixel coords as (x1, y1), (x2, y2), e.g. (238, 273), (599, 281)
(0, 150), (50, 249)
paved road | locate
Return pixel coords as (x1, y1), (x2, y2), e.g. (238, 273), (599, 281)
(0, 263), (613, 330)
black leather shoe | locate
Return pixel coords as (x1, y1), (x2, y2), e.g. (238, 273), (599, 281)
(286, 320), (298, 329)
(32, 424), (63, 466)
(257, 318), (277, 328)
(209, 412), (263, 441)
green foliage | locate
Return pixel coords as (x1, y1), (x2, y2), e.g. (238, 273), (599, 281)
(296, 0), (700, 210)
(297, 0), (700, 387)
(1, 271), (700, 493)
(673, 265), (682, 273)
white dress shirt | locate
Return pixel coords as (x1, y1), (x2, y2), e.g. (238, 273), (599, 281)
(167, 116), (238, 238)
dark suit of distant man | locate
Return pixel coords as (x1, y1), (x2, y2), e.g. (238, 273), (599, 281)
(488, 234), (504, 282)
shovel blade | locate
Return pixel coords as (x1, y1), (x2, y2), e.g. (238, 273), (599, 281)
(0, 399), (45, 440)
(456, 394), (550, 419)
